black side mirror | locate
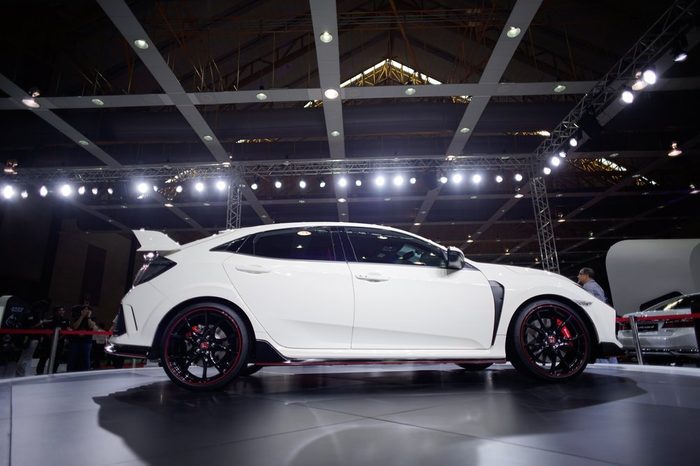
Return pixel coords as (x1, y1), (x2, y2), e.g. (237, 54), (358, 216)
(446, 246), (465, 270)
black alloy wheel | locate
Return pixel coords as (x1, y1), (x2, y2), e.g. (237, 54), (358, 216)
(509, 300), (591, 382)
(457, 363), (492, 371)
(161, 303), (249, 390)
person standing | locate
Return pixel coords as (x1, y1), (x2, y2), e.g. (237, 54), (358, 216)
(36, 306), (70, 375)
(577, 267), (608, 303)
(67, 304), (98, 372)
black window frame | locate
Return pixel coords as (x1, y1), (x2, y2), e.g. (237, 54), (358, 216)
(342, 226), (448, 268)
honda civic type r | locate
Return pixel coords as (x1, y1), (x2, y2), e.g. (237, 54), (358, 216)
(107, 222), (622, 390)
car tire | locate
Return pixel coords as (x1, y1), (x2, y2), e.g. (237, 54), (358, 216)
(508, 299), (591, 382)
(457, 363), (492, 371)
(161, 302), (250, 391)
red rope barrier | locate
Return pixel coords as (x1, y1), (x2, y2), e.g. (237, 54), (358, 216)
(0, 329), (112, 336)
(616, 313), (700, 323)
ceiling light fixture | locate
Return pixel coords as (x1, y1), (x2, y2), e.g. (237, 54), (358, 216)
(621, 87), (635, 104)
(451, 173), (463, 184)
(137, 182), (149, 194)
(330, 130), (341, 137)
(60, 184), (73, 197)
(338, 198), (347, 203)
(21, 97), (40, 108)
(471, 174), (482, 184)
(409, 177), (417, 185)
(299, 180), (307, 189)
(133, 39), (149, 49)
(91, 98), (104, 106)
(514, 192), (524, 199)
(439, 176), (448, 184)
(20, 190), (28, 199)
(324, 89), (339, 99)
(2, 185), (16, 200)
(107, 187), (114, 195)
(495, 175), (503, 183)
(274, 180), (282, 189)
(78, 140), (89, 146)
(320, 180), (326, 188)
(319, 31), (333, 43)
(78, 186), (86, 195)
(569, 136), (578, 147)
(374, 175), (386, 187)
(39, 186), (48, 197)
(194, 181), (205, 192)
(393, 175), (404, 186)
(642, 67), (657, 85)
(404, 87), (416, 96)
(668, 141), (682, 157)
(553, 83), (567, 93)
(175, 185), (183, 193)
(256, 92), (268, 101)
(543, 166), (552, 175)
(459, 127), (471, 134)
(91, 187), (98, 195)
(216, 180), (227, 191)
(506, 26), (521, 38)
(559, 150), (567, 158)
(338, 177), (348, 187)
(550, 156), (561, 167)
(355, 179), (362, 187)
(514, 173), (523, 182)
(202, 135), (214, 142)
(251, 182), (258, 190)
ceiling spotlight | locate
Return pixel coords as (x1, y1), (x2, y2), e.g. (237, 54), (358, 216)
(559, 150), (567, 158)
(107, 187), (114, 195)
(569, 136), (578, 147)
(642, 67), (657, 85)
(2, 185), (16, 199)
(78, 140), (89, 146)
(514, 173), (523, 182)
(175, 185), (183, 193)
(674, 50), (688, 62)
(405, 87), (416, 96)
(324, 89), (339, 99)
(164, 203), (174, 208)
(39, 186), (48, 197)
(338, 198), (347, 203)
(506, 26), (521, 38)
(451, 173), (463, 184)
(621, 88), (635, 104)
(274, 180), (282, 189)
(672, 36), (689, 62)
(251, 182), (258, 190)
(299, 180), (307, 189)
(256, 92), (268, 101)
(553, 83), (567, 93)
(543, 166), (552, 175)
(471, 174), (482, 184)
(195, 181), (205, 192)
(91, 98), (104, 106)
(495, 175), (503, 183)
(459, 127), (471, 134)
(216, 180), (227, 191)
(78, 186), (86, 195)
(20, 190), (28, 199)
(60, 184), (73, 197)
(133, 39), (149, 49)
(668, 141), (682, 157)
(202, 135), (214, 142)
(320, 180), (326, 188)
(550, 156), (561, 167)
(137, 182), (149, 194)
(319, 31), (333, 43)
(374, 175), (386, 187)
(21, 97), (40, 108)
(91, 187), (98, 195)
(439, 176), (448, 184)
(355, 179), (362, 187)
(393, 175), (404, 186)
(153, 185), (158, 192)
(338, 177), (348, 187)
(514, 192), (524, 199)
(536, 130), (551, 137)
(409, 177), (417, 185)
(330, 130), (341, 137)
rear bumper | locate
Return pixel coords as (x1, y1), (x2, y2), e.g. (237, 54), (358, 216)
(105, 342), (150, 359)
(597, 341), (625, 358)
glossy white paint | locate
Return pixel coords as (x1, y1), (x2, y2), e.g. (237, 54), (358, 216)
(111, 222), (622, 361)
(133, 229), (181, 252)
(223, 254), (354, 348)
(349, 263), (494, 349)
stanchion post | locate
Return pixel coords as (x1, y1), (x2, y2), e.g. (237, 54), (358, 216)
(629, 316), (644, 365)
(47, 327), (61, 374)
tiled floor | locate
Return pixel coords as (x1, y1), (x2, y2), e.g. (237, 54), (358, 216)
(2, 363), (700, 466)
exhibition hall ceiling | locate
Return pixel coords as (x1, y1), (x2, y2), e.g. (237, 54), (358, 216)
(0, 0), (698, 273)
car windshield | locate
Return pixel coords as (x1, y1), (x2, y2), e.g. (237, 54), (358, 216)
(644, 295), (697, 312)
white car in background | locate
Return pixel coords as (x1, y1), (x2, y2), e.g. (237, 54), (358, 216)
(107, 222), (622, 390)
(617, 293), (700, 363)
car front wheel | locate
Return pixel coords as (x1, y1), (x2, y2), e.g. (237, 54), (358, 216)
(509, 300), (591, 382)
(161, 303), (250, 390)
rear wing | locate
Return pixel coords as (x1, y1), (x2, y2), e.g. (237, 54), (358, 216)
(133, 230), (181, 253)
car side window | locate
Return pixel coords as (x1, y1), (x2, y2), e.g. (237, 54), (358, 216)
(249, 227), (337, 261)
(210, 236), (249, 253)
(345, 227), (446, 268)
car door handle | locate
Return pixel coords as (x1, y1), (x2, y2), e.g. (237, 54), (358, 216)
(355, 273), (389, 282)
(235, 264), (271, 274)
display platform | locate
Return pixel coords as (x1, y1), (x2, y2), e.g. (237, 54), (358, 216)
(2, 363), (699, 466)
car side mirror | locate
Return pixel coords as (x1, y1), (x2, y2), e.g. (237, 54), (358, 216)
(446, 246), (465, 270)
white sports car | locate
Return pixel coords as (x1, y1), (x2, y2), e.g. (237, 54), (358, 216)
(106, 222), (622, 390)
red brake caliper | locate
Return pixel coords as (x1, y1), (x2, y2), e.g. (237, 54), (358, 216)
(556, 318), (572, 340)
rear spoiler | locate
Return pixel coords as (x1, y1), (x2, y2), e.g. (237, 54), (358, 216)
(133, 230), (181, 253)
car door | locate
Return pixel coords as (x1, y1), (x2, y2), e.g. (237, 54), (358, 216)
(345, 227), (495, 350)
(222, 226), (354, 349)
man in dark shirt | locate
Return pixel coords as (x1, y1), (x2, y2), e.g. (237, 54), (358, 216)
(36, 306), (70, 375)
(67, 304), (98, 372)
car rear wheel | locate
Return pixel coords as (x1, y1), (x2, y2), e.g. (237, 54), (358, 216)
(457, 363), (492, 371)
(509, 300), (591, 382)
(161, 303), (250, 391)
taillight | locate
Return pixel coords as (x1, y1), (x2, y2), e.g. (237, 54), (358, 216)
(133, 255), (176, 286)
